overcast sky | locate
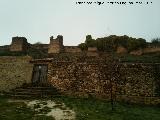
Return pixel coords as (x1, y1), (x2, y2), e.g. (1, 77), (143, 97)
(0, 0), (159, 46)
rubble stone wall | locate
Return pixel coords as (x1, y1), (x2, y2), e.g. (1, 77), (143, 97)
(48, 59), (160, 104)
(10, 37), (28, 52)
(64, 46), (81, 53)
(0, 45), (10, 51)
(0, 56), (33, 92)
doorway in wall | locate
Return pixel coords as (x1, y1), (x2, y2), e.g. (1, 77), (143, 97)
(32, 64), (49, 87)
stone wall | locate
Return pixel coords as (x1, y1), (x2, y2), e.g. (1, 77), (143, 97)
(0, 45), (10, 51)
(130, 47), (160, 55)
(31, 44), (49, 50)
(116, 46), (128, 54)
(10, 37), (28, 52)
(87, 47), (99, 56)
(0, 56), (33, 92)
(48, 35), (64, 54)
(47, 58), (160, 104)
(64, 46), (81, 53)
(143, 47), (160, 53)
(118, 63), (156, 96)
(0, 54), (159, 104)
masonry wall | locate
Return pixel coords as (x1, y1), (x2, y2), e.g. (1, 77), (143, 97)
(48, 58), (160, 104)
(10, 37), (28, 52)
(31, 44), (49, 50)
(130, 47), (160, 55)
(119, 63), (154, 96)
(0, 56), (33, 92)
(0, 45), (10, 51)
(64, 46), (81, 53)
(48, 36), (64, 54)
(0, 55), (159, 104)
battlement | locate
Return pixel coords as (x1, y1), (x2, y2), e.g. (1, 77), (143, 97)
(10, 37), (28, 52)
(48, 35), (64, 54)
(1, 35), (99, 55)
(12, 37), (27, 43)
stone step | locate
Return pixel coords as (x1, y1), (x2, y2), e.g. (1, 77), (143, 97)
(7, 94), (61, 99)
(13, 86), (58, 92)
(5, 91), (60, 99)
(4, 84), (61, 98)
(7, 91), (59, 95)
(20, 87), (57, 90)
(13, 91), (59, 95)
(11, 88), (59, 94)
(14, 88), (58, 92)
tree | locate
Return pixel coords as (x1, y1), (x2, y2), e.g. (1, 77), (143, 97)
(80, 34), (147, 52)
(96, 38), (104, 51)
(126, 37), (146, 52)
(85, 35), (96, 47)
(151, 38), (160, 43)
(78, 43), (87, 51)
(96, 37), (114, 52)
(151, 38), (160, 46)
(101, 56), (121, 110)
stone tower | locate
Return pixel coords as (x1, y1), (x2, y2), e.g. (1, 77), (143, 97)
(10, 37), (28, 52)
(48, 35), (64, 54)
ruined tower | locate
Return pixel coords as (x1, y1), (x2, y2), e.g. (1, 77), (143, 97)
(10, 37), (28, 52)
(48, 35), (64, 54)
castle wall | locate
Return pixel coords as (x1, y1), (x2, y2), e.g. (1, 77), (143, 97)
(10, 37), (28, 52)
(130, 47), (160, 55)
(0, 56), (33, 92)
(87, 47), (99, 56)
(48, 35), (64, 54)
(0, 45), (10, 51)
(0, 55), (160, 104)
(31, 44), (49, 50)
(64, 46), (81, 53)
(48, 40), (62, 53)
(47, 58), (160, 104)
(143, 47), (160, 53)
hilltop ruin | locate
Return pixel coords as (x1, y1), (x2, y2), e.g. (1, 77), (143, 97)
(0, 35), (160, 105)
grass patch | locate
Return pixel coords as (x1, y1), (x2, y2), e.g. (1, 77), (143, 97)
(53, 96), (160, 120)
(0, 96), (160, 120)
(115, 52), (160, 63)
(0, 96), (54, 120)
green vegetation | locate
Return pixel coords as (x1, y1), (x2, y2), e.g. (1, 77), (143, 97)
(0, 96), (54, 120)
(0, 50), (26, 56)
(0, 96), (160, 120)
(0, 47), (48, 59)
(78, 35), (147, 52)
(26, 47), (48, 59)
(151, 38), (160, 47)
(0, 35), (160, 62)
(114, 52), (160, 63)
(54, 96), (160, 120)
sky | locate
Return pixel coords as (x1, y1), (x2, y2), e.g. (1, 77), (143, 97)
(0, 0), (160, 46)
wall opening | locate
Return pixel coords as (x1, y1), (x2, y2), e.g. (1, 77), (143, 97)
(32, 64), (49, 87)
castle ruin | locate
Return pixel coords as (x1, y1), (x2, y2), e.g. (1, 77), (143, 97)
(48, 35), (64, 53)
(10, 37), (28, 52)
(0, 35), (160, 105)
(7, 35), (92, 54)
